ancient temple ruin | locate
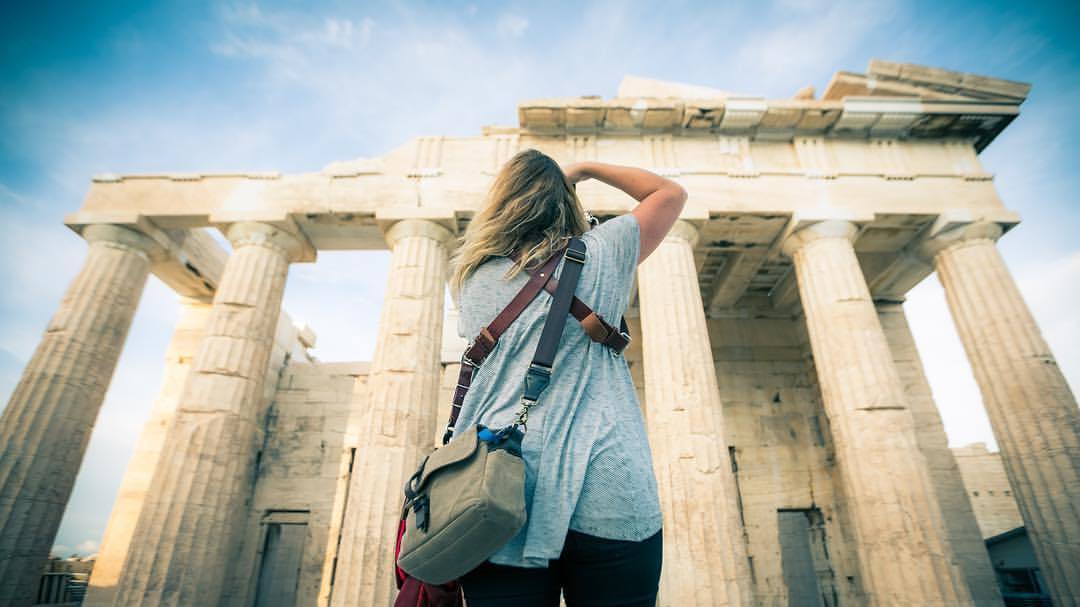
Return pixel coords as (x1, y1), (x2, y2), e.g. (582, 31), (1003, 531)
(1, 59), (1078, 606)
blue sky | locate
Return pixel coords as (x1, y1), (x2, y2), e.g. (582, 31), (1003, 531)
(2, 0), (1077, 557)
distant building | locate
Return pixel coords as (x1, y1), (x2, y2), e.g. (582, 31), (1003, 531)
(37, 555), (94, 605)
(953, 443), (1025, 538)
(953, 444), (1053, 606)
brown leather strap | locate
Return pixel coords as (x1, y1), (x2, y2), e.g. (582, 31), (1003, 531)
(444, 247), (565, 444)
(443, 242), (633, 444)
(461, 249), (563, 365)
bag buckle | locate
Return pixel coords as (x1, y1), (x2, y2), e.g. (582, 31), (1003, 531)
(521, 363), (551, 402)
(514, 363), (551, 432)
(611, 328), (632, 358)
(412, 494), (430, 532)
(461, 347), (479, 367)
(565, 243), (586, 264)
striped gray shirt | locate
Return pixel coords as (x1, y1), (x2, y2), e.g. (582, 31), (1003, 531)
(454, 212), (663, 568)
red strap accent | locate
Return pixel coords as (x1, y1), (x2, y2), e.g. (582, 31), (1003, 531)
(394, 498), (465, 606)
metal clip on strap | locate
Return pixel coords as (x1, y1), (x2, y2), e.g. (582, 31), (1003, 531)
(522, 363), (551, 403)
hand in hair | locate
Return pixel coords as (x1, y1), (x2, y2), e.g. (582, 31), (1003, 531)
(562, 162), (592, 185)
(558, 161), (687, 264)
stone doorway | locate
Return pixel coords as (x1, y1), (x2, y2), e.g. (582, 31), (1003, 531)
(778, 508), (839, 607)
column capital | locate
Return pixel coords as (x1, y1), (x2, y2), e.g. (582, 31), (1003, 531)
(384, 218), (455, 250)
(665, 219), (700, 247)
(224, 221), (309, 262)
(917, 221), (1003, 263)
(82, 224), (165, 261)
(780, 219), (857, 258)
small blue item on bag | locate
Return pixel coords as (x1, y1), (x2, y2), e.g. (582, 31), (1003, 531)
(476, 424), (524, 457)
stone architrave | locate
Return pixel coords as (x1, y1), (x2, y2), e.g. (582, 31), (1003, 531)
(329, 218), (452, 607)
(637, 219), (752, 607)
(83, 299), (211, 607)
(781, 220), (973, 606)
(113, 222), (307, 606)
(922, 222), (1080, 604)
(0, 224), (160, 607)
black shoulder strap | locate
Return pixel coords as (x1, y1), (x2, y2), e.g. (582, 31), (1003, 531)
(442, 237), (587, 444)
(514, 237), (587, 431)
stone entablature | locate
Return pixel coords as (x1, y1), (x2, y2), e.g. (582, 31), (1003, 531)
(65, 145), (1020, 317)
(61, 64), (1027, 320)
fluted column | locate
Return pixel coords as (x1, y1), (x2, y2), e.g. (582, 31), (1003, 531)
(923, 222), (1080, 605)
(637, 220), (751, 607)
(0, 224), (159, 607)
(782, 220), (972, 606)
(113, 222), (306, 606)
(83, 299), (211, 607)
(876, 301), (1002, 606)
(331, 219), (452, 607)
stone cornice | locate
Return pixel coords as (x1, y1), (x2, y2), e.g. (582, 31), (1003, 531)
(516, 95), (1019, 152)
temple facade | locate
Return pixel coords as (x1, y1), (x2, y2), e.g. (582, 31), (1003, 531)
(1, 59), (1077, 606)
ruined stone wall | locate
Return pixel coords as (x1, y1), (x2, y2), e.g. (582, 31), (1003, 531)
(952, 443), (1024, 539)
(708, 315), (861, 606)
(85, 305), (312, 607)
(221, 362), (365, 607)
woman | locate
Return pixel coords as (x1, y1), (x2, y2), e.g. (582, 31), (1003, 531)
(447, 148), (687, 606)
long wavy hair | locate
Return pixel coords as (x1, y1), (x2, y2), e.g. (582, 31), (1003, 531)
(448, 148), (591, 301)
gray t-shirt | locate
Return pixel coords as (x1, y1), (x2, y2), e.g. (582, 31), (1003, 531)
(454, 212), (664, 568)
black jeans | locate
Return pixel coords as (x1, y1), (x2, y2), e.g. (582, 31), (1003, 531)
(459, 527), (663, 606)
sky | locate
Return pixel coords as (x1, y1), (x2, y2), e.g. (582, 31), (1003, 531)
(1, 0), (1077, 558)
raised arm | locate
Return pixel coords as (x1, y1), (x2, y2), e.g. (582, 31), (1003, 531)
(564, 161), (687, 264)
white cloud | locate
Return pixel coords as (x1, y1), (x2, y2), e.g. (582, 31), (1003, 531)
(210, 8), (374, 67)
(0, 185), (86, 356)
(75, 539), (100, 555)
(496, 14), (529, 38)
(731, 0), (900, 92)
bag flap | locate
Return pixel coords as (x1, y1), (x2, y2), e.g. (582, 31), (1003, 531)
(416, 424), (480, 490)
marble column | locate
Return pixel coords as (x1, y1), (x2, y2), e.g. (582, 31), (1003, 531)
(0, 224), (159, 607)
(877, 301), (1002, 606)
(637, 220), (751, 607)
(83, 299), (211, 607)
(330, 219), (452, 607)
(782, 220), (972, 606)
(922, 222), (1080, 604)
(113, 222), (305, 606)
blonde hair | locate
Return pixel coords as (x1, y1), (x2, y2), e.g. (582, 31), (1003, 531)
(448, 149), (591, 301)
